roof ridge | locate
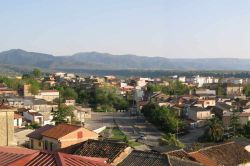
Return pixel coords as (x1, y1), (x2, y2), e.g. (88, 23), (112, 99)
(168, 155), (202, 165)
(194, 141), (235, 153)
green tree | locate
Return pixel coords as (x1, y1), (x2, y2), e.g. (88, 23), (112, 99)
(203, 118), (224, 142)
(33, 68), (41, 78)
(217, 85), (226, 96)
(161, 81), (189, 95)
(243, 85), (250, 97)
(230, 110), (242, 136)
(142, 103), (185, 133)
(243, 121), (250, 138)
(63, 88), (78, 100)
(52, 105), (74, 124)
(160, 133), (185, 148)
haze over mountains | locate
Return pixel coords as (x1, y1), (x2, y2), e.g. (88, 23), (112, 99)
(0, 49), (250, 72)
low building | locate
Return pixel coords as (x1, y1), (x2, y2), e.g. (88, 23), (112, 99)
(225, 84), (244, 97)
(0, 146), (110, 166)
(41, 124), (99, 151)
(14, 113), (23, 128)
(23, 110), (44, 125)
(188, 106), (213, 121)
(62, 139), (131, 165)
(189, 142), (250, 166)
(222, 112), (250, 128)
(35, 90), (59, 102)
(26, 124), (54, 150)
(73, 106), (92, 123)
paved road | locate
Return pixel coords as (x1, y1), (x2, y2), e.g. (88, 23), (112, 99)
(84, 112), (115, 130)
(84, 111), (163, 147)
(179, 127), (205, 147)
(114, 112), (164, 147)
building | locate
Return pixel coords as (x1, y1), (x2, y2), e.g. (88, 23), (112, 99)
(0, 146), (110, 166)
(23, 110), (44, 125)
(222, 112), (250, 128)
(188, 106), (213, 122)
(23, 84), (32, 97)
(28, 124), (99, 151)
(14, 113), (23, 128)
(26, 124), (54, 150)
(0, 89), (18, 96)
(195, 88), (216, 96)
(61, 139), (132, 165)
(0, 104), (16, 146)
(73, 106), (92, 123)
(194, 99), (216, 108)
(225, 84), (244, 97)
(120, 150), (170, 166)
(35, 90), (59, 102)
(189, 142), (250, 166)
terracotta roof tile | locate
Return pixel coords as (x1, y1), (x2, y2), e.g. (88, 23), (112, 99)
(73, 139), (128, 163)
(198, 142), (250, 166)
(167, 150), (197, 162)
(189, 152), (217, 166)
(58, 152), (111, 166)
(120, 150), (170, 166)
(42, 124), (81, 139)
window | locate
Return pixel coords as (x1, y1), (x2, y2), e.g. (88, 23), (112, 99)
(38, 141), (41, 147)
(77, 131), (83, 138)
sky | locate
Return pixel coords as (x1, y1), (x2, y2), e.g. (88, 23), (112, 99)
(0, 0), (250, 58)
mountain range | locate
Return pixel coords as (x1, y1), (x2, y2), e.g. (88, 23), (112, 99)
(0, 49), (250, 73)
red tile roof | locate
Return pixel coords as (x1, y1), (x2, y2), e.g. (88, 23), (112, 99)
(0, 147), (38, 166)
(24, 152), (57, 166)
(0, 147), (111, 166)
(58, 152), (110, 166)
(0, 104), (13, 109)
(14, 113), (23, 119)
(42, 124), (81, 139)
(189, 152), (217, 166)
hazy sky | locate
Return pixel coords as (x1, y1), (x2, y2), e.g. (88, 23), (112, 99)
(0, 0), (250, 58)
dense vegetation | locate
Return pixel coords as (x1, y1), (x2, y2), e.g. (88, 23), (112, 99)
(147, 80), (190, 96)
(142, 103), (185, 134)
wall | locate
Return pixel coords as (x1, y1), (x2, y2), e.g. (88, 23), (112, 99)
(59, 128), (99, 148)
(30, 138), (43, 150)
(0, 109), (15, 146)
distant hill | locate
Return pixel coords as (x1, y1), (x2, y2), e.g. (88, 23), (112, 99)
(0, 49), (250, 72)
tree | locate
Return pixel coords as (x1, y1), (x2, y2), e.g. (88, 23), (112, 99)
(52, 105), (74, 124)
(243, 121), (250, 138)
(230, 110), (242, 136)
(217, 85), (226, 96)
(161, 81), (189, 96)
(160, 133), (185, 148)
(243, 85), (250, 97)
(203, 118), (224, 142)
(142, 103), (185, 133)
(63, 88), (78, 100)
(33, 68), (41, 78)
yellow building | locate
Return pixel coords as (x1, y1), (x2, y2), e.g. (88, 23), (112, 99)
(0, 105), (15, 146)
